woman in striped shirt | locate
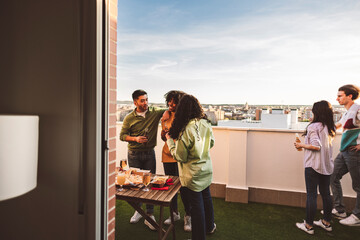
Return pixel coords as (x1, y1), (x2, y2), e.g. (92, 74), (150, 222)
(294, 100), (336, 235)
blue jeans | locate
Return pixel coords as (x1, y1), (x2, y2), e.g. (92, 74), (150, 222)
(330, 150), (360, 218)
(128, 149), (156, 214)
(163, 162), (191, 216)
(305, 167), (332, 225)
(182, 186), (214, 240)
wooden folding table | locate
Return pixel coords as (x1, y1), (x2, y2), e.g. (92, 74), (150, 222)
(116, 175), (182, 240)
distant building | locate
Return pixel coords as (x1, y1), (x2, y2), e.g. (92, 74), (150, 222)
(117, 109), (132, 121)
(261, 109), (291, 128)
(116, 104), (134, 121)
(290, 109), (298, 126)
(205, 111), (217, 125)
(215, 108), (225, 121)
(255, 109), (262, 120)
(204, 108), (225, 124)
(218, 108), (308, 130)
(303, 108), (313, 121)
(224, 112), (233, 118)
(333, 110), (343, 123)
(218, 119), (262, 128)
(244, 102), (249, 110)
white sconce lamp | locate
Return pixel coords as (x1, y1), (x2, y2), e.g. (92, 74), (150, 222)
(0, 115), (39, 201)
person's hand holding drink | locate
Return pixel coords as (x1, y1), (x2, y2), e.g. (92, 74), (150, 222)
(294, 133), (303, 151)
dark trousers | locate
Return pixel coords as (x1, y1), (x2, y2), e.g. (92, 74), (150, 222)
(163, 162), (191, 215)
(331, 150), (360, 217)
(305, 167), (332, 225)
(128, 149), (156, 214)
(182, 186), (215, 240)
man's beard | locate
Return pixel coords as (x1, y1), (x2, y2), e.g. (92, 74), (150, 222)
(138, 105), (148, 112)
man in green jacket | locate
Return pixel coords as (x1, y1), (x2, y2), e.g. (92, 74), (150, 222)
(119, 89), (166, 230)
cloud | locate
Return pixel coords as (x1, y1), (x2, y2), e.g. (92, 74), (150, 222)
(149, 60), (178, 70)
(117, 2), (360, 104)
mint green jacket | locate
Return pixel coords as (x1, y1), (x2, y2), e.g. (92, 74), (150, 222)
(167, 119), (215, 192)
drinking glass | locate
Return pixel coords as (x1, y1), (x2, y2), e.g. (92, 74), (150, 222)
(117, 173), (126, 192)
(120, 159), (128, 171)
(143, 128), (149, 146)
(142, 172), (152, 191)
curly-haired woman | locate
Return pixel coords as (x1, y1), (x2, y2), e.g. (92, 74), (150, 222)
(166, 94), (216, 240)
(161, 90), (192, 231)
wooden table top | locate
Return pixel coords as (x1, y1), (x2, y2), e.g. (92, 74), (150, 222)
(116, 175), (181, 206)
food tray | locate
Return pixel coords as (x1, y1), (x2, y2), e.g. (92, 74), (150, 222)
(151, 175), (169, 188)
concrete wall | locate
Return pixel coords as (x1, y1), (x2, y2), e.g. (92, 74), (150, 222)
(116, 123), (356, 203)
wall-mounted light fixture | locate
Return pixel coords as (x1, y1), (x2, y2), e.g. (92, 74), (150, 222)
(0, 115), (39, 201)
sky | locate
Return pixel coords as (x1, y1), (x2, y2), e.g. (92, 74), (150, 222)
(117, 0), (360, 105)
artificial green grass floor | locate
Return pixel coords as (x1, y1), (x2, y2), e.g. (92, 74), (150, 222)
(115, 197), (360, 240)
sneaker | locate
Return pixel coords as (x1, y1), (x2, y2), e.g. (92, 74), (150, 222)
(314, 219), (332, 232)
(164, 212), (181, 225)
(130, 211), (142, 223)
(207, 223), (216, 234)
(339, 214), (360, 226)
(296, 221), (314, 235)
(184, 215), (192, 232)
(144, 215), (157, 231)
(321, 208), (347, 219)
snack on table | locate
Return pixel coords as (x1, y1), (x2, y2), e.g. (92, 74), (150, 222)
(128, 174), (143, 185)
(125, 168), (138, 176)
(151, 176), (169, 187)
(133, 169), (151, 176)
(115, 169), (144, 186)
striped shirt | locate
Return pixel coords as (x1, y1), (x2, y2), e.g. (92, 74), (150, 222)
(304, 122), (334, 175)
(338, 103), (360, 151)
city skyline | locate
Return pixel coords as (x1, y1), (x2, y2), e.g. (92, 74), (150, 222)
(117, 0), (360, 105)
(116, 99), (345, 108)
(115, 101), (346, 129)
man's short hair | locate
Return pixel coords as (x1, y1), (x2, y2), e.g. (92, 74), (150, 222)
(132, 89), (147, 101)
(164, 90), (186, 106)
(338, 84), (360, 100)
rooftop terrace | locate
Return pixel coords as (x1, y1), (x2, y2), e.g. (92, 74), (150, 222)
(115, 123), (359, 239)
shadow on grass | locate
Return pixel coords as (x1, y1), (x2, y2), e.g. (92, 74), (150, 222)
(116, 197), (360, 240)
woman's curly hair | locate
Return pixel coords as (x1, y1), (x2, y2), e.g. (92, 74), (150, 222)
(168, 94), (209, 139)
(164, 90), (186, 106)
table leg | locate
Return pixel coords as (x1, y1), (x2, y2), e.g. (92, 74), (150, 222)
(159, 206), (164, 239)
(170, 205), (176, 240)
(126, 201), (165, 235)
(158, 206), (175, 240)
